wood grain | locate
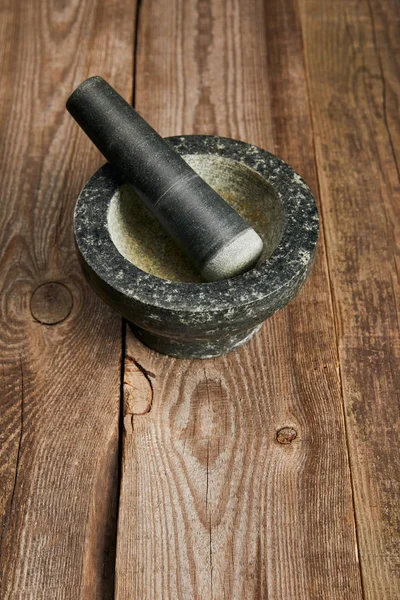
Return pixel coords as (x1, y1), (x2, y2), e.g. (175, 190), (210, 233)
(0, 0), (136, 597)
(115, 0), (363, 598)
(298, 0), (400, 598)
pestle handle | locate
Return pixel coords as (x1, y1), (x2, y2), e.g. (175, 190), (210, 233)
(67, 76), (263, 281)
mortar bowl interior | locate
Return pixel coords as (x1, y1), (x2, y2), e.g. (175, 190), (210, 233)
(107, 153), (285, 283)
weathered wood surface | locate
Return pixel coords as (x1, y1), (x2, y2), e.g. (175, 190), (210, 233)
(115, 1), (363, 598)
(0, 0), (136, 597)
(298, 0), (400, 598)
(1, 0), (399, 597)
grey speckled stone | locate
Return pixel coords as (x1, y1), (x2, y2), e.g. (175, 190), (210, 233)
(74, 135), (319, 358)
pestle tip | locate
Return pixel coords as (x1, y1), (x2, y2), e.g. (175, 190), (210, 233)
(201, 228), (263, 281)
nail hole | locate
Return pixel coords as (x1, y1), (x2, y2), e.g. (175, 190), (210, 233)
(276, 426), (297, 444)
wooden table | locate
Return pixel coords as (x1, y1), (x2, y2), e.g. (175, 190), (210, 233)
(0, 0), (398, 598)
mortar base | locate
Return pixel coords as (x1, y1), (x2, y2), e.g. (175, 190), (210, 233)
(129, 323), (262, 359)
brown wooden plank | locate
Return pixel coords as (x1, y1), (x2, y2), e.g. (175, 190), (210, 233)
(298, 0), (400, 598)
(115, 0), (363, 597)
(0, 0), (136, 597)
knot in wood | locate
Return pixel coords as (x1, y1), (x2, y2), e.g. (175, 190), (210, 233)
(276, 426), (297, 444)
(30, 282), (73, 325)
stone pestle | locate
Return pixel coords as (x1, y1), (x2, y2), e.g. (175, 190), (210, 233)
(66, 76), (263, 281)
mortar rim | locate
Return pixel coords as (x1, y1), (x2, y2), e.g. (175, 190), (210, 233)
(74, 135), (319, 314)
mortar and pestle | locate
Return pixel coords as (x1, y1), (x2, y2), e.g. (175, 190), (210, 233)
(68, 77), (318, 359)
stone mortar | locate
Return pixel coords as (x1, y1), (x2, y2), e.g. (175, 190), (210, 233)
(74, 135), (319, 358)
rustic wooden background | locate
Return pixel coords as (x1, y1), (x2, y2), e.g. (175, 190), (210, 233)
(0, 0), (398, 598)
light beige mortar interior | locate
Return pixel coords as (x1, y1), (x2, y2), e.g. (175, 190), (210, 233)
(107, 154), (284, 282)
